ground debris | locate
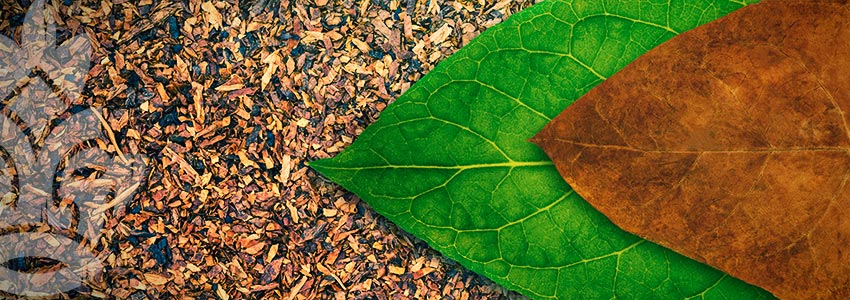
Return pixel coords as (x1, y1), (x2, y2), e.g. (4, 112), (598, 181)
(0, 0), (536, 298)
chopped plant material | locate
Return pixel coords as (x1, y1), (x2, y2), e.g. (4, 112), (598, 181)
(312, 0), (775, 298)
(534, 0), (850, 299)
(0, 0), (539, 298)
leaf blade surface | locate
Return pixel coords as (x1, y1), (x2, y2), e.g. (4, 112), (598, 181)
(534, 1), (850, 298)
(313, 0), (774, 298)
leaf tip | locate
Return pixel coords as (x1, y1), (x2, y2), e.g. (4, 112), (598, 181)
(308, 157), (353, 190)
(528, 126), (553, 149)
(306, 158), (333, 175)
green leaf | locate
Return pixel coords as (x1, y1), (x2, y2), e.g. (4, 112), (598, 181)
(311, 0), (775, 299)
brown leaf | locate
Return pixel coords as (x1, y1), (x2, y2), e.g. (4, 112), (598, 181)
(144, 273), (169, 286)
(388, 265), (405, 275)
(261, 258), (283, 284)
(201, 2), (222, 29)
(216, 284), (230, 300)
(244, 241), (265, 255)
(533, 1), (850, 299)
(215, 83), (244, 92)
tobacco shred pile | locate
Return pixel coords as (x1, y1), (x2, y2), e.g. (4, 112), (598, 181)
(0, 0), (534, 298)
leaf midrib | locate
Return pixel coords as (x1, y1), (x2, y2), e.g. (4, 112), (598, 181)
(554, 139), (850, 153)
(311, 160), (553, 170)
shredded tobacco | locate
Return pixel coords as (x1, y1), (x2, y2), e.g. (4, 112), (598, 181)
(0, 0), (536, 298)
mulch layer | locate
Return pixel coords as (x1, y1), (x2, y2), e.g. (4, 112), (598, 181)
(0, 0), (536, 298)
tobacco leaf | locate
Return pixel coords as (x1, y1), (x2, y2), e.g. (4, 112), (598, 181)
(311, 0), (775, 298)
(533, 1), (850, 299)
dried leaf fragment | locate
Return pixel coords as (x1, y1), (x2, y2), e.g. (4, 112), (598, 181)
(534, 1), (850, 299)
(144, 273), (169, 286)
